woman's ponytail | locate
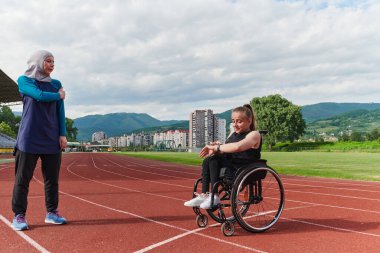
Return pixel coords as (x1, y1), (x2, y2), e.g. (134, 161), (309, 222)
(243, 104), (256, 131)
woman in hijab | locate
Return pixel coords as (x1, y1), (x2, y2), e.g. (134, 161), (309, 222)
(11, 50), (67, 231)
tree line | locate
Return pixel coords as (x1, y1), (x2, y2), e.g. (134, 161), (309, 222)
(0, 106), (78, 141)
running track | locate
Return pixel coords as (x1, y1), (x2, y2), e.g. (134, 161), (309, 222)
(1, 153), (380, 252)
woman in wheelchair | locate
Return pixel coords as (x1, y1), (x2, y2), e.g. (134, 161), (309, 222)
(184, 104), (262, 209)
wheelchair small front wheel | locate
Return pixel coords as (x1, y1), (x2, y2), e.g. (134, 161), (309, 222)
(221, 221), (235, 236)
(196, 215), (208, 228)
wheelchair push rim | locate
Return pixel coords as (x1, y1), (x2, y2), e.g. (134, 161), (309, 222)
(206, 181), (251, 223)
(231, 167), (285, 233)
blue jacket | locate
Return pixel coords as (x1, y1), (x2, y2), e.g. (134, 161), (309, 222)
(15, 75), (66, 154)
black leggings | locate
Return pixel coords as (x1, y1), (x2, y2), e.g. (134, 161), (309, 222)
(201, 156), (221, 194)
(12, 150), (62, 215)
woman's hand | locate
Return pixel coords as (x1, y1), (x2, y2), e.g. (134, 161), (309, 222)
(59, 88), (66, 100)
(209, 141), (221, 145)
(199, 144), (217, 158)
(60, 136), (67, 149)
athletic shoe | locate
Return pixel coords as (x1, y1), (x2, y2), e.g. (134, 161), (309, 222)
(184, 193), (208, 207)
(200, 194), (220, 209)
(45, 210), (67, 225)
(12, 214), (29, 231)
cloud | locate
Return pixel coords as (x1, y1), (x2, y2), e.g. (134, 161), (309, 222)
(1, 0), (380, 120)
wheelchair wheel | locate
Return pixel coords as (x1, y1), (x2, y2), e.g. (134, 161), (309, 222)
(221, 221), (235, 236)
(206, 182), (234, 223)
(206, 182), (250, 223)
(196, 214), (208, 228)
(231, 167), (284, 233)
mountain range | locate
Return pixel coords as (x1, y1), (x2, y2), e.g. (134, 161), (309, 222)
(74, 113), (185, 141)
(73, 102), (380, 141)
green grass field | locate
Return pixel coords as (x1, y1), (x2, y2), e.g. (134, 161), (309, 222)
(117, 151), (380, 181)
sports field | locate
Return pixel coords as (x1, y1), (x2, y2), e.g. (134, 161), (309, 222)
(118, 151), (380, 181)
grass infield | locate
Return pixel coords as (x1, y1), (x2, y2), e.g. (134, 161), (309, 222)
(117, 151), (380, 181)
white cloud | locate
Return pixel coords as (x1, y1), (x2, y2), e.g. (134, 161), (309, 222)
(1, 0), (380, 120)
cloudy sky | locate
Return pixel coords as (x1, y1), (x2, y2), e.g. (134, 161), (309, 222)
(1, 0), (379, 120)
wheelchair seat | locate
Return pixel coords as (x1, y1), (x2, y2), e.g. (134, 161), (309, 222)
(219, 159), (268, 182)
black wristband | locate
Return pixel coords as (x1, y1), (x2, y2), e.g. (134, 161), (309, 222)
(217, 144), (221, 153)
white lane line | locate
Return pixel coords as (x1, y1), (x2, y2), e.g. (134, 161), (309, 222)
(0, 215), (50, 253)
(67, 164), (186, 202)
(103, 158), (195, 180)
(112, 155), (380, 194)
(110, 155), (201, 172)
(282, 176), (380, 189)
(32, 164), (266, 253)
(133, 223), (265, 253)
(96, 156), (380, 213)
(284, 198), (380, 215)
(135, 204), (315, 253)
(285, 182), (380, 193)
(280, 216), (380, 238)
(90, 157), (192, 189)
(112, 159), (201, 176)
(0, 165), (13, 172)
(287, 189), (380, 202)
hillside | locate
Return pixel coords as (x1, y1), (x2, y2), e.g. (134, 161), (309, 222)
(302, 102), (380, 122)
(306, 109), (380, 135)
(72, 103), (380, 141)
(74, 113), (185, 141)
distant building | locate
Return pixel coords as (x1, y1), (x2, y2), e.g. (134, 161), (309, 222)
(216, 118), (226, 144)
(124, 132), (154, 147)
(154, 130), (189, 148)
(92, 131), (107, 142)
(189, 109), (225, 148)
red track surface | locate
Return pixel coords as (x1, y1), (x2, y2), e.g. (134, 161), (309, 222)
(1, 152), (380, 252)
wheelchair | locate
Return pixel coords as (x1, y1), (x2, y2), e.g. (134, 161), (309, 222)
(191, 159), (285, 236)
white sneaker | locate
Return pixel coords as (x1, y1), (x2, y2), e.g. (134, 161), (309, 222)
(184, 193), (208, 207)
(200, 194), (220, 209)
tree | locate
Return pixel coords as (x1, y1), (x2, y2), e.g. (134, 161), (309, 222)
(367, 128), (380, 141)
(66, 118), (78, 142)
(340, 132), (350, 142)
(350, 131), (363, 142)
(0, 122), (16, 138)
(251, 94), (306, 144)
(0, 106), (20, 134)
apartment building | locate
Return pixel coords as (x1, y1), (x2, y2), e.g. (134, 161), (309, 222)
(154, 130), (189, 148)
(189, 109), (226, 148)
(92, 131), (107, 142)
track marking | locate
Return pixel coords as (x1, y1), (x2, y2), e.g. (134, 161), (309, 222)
(0, 215), (50, 253)
(95, 156), (380, 213)
(67, 163), (186, 202)
(111, 159), (201, 176)
(284, 198), (380, 215)
(0, 165), (13, 172)
(285, 182), (380, 193)
(90, 157), (193, 189)
(287, 189), (380, 202)
(31, 167), (267, 253)
(103, 157), (380, 203)
(280, 216), (380, 238)
(109, 155), (201, 173)
(103, 157), (195, 180)
(282, 176), (380, 189)
(135, 205), (314, 253)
